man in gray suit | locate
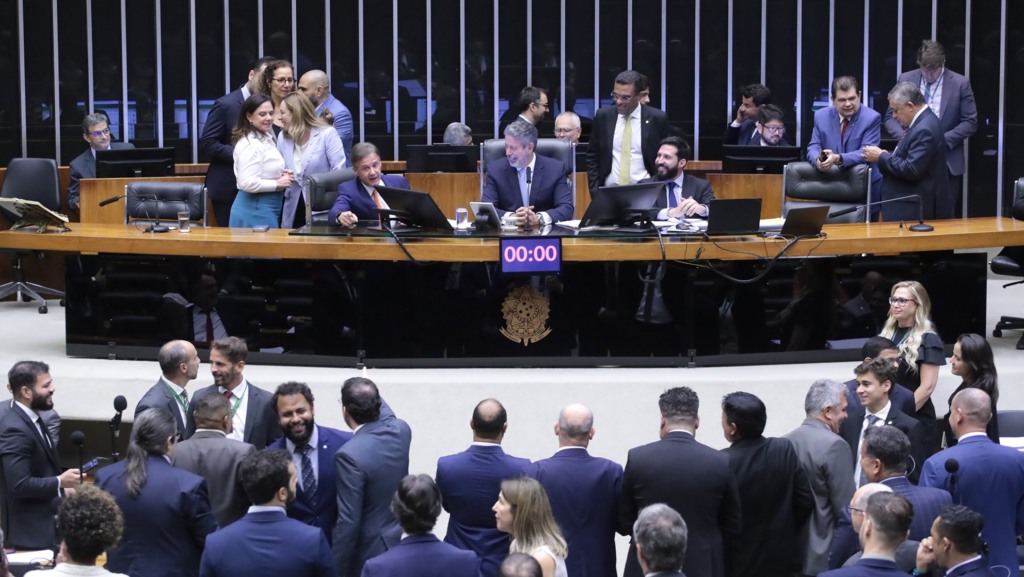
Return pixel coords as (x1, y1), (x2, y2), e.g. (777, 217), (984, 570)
(137, 339), (198, 440)
(784, 378), (857, 576)
(173, 392), (255, 527)
(332, 377), (412, 577)
(67, 112), (135, 211)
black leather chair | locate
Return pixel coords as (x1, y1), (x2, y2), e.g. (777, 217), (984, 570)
(479, 138), (576, 204)
(782, 162), (871, 224)
(997, 410), (1024, 441)
(124, 181), (207, 227)
(0, 158), (65, 313)
(991, 177), (1024, 349)
(306, 168), (356, 224)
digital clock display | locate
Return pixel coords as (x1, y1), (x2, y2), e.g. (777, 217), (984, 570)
(499, 237), (562, 275)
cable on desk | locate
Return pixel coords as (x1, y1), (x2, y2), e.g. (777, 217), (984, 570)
(698, 233), (828, 285)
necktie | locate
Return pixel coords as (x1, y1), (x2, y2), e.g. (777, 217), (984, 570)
(36, 418), (51, 449)
(857, 414), (882, 486)
(204, 311), (214, 343)
(372, 188), (383, 208)
(180, 389), (189, 411)
(840, 118), (849, 141)
(618, 114), (632, 185)
(666, 181), (678, 208)
(520, 168), (531, 207)
(224, 389), (233, 401)
(297, 444), (317, 495)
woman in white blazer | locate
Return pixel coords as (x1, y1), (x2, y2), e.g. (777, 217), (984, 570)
(276, 92), (347, 228)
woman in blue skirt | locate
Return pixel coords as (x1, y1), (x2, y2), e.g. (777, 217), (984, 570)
(229, 93), (293, 228)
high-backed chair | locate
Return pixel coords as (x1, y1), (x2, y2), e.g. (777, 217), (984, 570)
(0, 158), (65, 313)
(124, 181), (207, 227)
(782, 162), (870, 224)
(479, 138), (576, 203)
(991, 178), (1024, 349)
(306, 168), (356, 224)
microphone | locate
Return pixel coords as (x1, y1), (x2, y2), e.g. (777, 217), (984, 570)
(828, 194), (934, 232)
(98, 194), (127, 207)
(110, 395), (127, 462)
(526, 167), (532, 185)
(101, 194), (169, 232)
(70, 431), (85, 483)
(945, 458), (960, 503)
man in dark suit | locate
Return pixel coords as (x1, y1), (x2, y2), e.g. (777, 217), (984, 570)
(497, 86), (550, 137)
(750, 104), (792, 146)
(913, 505), (998, 577)
(198, 56), (276, 226)
(862, 82), (949, 222)
(332, 377), (412, 577)
(137, 339), (199, 440)
(884, 41), (977, 217)
(632, 504), (689, 577)
(720, 392), (813, 577)
(0, 361), (81, 549)
(200, 449), (334, 577)
(839, 484), (920, 572)
(723, 83), (772, 145)
(173, 392), (256, 527)
(67, 113), (135, 211)
(360, 474), (479, 577)
(641, 136), (714, 220)
(267, 381), (352, 543)
(330, 142), (411, 226)
(619, 386), (741, 577)
(587, 70), (671, 194)
(0, 395), (59, 447)
(187, 337), (281, 449)
(920, 389), (1024, 576)
(436, 398), (529, 577)
(481, 120), (574, 225)
(820, 492), (914, 577)
(523, 403), (622, 577)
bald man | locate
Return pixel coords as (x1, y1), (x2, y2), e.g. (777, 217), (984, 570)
(435, 399), (530, 577)
(297, 69), (354, 164)
(554, 112), (582, 144)
(137, 339), (200, 439)
(523, 404), (623, 577)
(921, 389), (1024, 576)
(837, 483), (919, 571)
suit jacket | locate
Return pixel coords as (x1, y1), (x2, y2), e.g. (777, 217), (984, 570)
(200, 509), (334, 577)
(136, 379), (190, 440)
(332, 400), (412, 577)
(328, 174), (411, 224)
(0, 405), (61, 549)
(435, 444), (530, 577)
(723, 119), (759, 145)
(67, 142), (135, 210)
(842, 542), (920, 573)
(784, 419), (857, 576)
(639, 174), (716, 220)
(807, 105), (883, 204)
(838, 407), (931, 484)
(360, 533), (480, 577)
(944, 556), (999, 577)
(481, 154), (574, 223)
(619, 431), (741, 577)
(187, 381), (281, 449)
(587, 104), (671, 194)
(318, 93), (354, 166)
(199, 88), (246, 206)
(0, 400), (58, 448)
(821, 556), (908, 577)
(96, 455), (217, 577)
(523, 448), (623, 577)
(268, 424), (353, 542)
(920, 435), (1024, 576)
(876, 109), (949, 221)
(278, 125), (347, 228)
(172, 430), (256, 527)
(722, 436), (814, 577)
(884, 68), (978, 176)
(838, 381), (918, 462)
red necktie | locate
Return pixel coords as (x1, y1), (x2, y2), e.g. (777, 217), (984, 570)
(224, 390), (232, 400)
(840, 118), (849, 141)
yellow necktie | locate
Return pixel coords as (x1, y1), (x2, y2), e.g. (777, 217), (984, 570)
(619, 114), (632, 185)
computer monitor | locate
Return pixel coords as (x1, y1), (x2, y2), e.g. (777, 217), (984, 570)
(374, 185), (454, 231)
(405, 145), (480, 173)
(95, 147), (176, 178)
(721, 145), (801, 174)
(579, 181), (664, 228)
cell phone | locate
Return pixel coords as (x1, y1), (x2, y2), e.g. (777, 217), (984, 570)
(252, 225), (270, 232)
(818, 150), (829, 163)
(81, 458), (102, 474)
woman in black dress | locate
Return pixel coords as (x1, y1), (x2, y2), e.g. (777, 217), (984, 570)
(941, 332), (999, 447)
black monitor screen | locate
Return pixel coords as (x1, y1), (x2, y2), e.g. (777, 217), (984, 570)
(406, 145), (480, 173)
(374, 185), (454, 231)
(721, 145), (801, 174)
(95, 147), (176, 179)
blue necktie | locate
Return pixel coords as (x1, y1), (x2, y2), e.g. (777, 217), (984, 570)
(297, 444), (316, 495)
(666, 181), (678, 208)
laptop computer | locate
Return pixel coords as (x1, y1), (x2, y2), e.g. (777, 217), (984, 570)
(779, 205), (830, 236)
(374, 185), (454, 231)
(704, 198), (762, 236)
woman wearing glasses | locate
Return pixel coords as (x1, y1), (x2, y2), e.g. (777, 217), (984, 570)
(256, 59), (296, 132)
(940, 333), (999, 447)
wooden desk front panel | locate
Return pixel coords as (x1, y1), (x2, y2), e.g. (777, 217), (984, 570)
(706, 173), (784, 218)
(405, 172), (592, 219)
(79, 176), (210, 225)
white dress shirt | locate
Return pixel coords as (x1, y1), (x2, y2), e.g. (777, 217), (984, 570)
(233, 131), (285, 192)
(220, 380), (250, 442)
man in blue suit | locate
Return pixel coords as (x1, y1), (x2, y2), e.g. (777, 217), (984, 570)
(298, 70), (354, 165)
(67, 113), (135, 211)
(523, 403), (622, 577)
(200, 449), (334, 577)
(481, 120), (574, 226)
(333, 378), (412, 577)
(361, 474), (479, 577)
(920, 389), (1024, 577)
(436, 398), (529, 577)
(820, 492), (914, 577)
(330, 142), (411, 226)
(914, 505), (999, 577)
(807, 76), (883, 212)
(268, 381), (352, 543)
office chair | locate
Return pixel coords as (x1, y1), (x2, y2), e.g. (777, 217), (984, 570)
(991, 178), (1024, 349)
(306, 168), (356, 224)
(123, 181), (207, 228)
(782, 162), (871, 223)
(479, 138), (576, 203)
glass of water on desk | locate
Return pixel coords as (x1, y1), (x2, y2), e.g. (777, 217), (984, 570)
(177, 211), (190, 233)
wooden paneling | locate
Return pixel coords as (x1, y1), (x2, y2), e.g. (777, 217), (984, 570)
(79, 177), (209, 225)
(707, 173), (784, 218)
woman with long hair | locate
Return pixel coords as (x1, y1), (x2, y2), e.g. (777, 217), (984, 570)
(276, 92), (346, 228)
(256, 59), (295, 130)
(493, 477), (568, 577)
(95, 409), (216, 577)
(229, 92), (293, 228)
(941, 332), (1000, 446)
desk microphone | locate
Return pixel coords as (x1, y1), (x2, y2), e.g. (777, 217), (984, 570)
(99, 194), (168, 232)
(98, 194), (128, 207)
(827, 194), (934, 232)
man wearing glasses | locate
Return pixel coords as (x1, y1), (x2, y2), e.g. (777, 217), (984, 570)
(67, 112), (135, 211)
(498, 86), (550, 137)
(753, 104), (791, 146)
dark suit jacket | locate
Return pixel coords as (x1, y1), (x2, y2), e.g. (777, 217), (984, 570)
(268, 424), (353, 543)
(619, 431), (741, 577)
(435, 444), (530, 577)
(96, 455), (217, 577)
(187, 381), (281, 449)
(332, 400), (412, 577)
(839, 380), (917, 461)
(523, 448), (623, 577)
(838, 407), (931, 484)
(587, 104), (671, 194)
(723, 119), (759, 145)
(67, 142), (135, 210)
(481, 154), (574, 223)
(722, 436), (813, 577)
(199, 88), (246, 208)
(136, 379), (190, 440)
(639, 175), (716, 220)
(0, 405), (61, 549)
(876, 109), (949, 221)
(200, 509), (334, 577)
(328, 174), (411, 224)
(0, 400), (59, 448)
(945, 556), (999, 577)
(172, 430), (257, 527)
(807, 105), (883, 205)
(360, 533), (480, 577)
(821, 556), (909, 577)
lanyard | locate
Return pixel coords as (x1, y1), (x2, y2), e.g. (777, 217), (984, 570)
(164, 382), (187, 413)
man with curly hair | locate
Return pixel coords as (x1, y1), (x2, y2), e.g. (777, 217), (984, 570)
(26, 485), (126, 577)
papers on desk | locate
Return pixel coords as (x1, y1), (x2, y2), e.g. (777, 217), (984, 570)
(8, 549), (54, 564)
(556, 220), (618, 231)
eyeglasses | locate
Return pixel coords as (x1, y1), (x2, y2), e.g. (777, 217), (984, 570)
(554, 127), (578, 135)
(850, 507), (864, 515)
(88, 127), (110, 138)
(533, 101), (550, 110)
(763, 125), (786, 134)
(610, 92), (636, 102)
(889, 297), (916, 306)
(273, 77), (295, 85)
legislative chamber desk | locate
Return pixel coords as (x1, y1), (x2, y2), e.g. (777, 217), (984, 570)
(0, 218), (1016, 367)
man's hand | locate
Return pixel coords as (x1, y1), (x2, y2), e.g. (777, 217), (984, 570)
(916, 536), (936, 573)
(861, 145), (885, 163)
(336, 211), (358, 227)
(58, 469), (81, 489)
(816, 149), (842, 171)
(669, 197), (706, 218)
(514, 206), (541, 228)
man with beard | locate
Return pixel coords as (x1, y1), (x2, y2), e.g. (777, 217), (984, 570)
(200, 449), (334, 577)
(137, 339), (200, 440)
(0, 361), (82, 549)
(641, 136), (714, 220)
(268, 381), (352, 543)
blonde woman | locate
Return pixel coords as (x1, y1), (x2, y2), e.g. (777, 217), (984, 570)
(493, 477), (568, 577)
(276, 93), (347, 228)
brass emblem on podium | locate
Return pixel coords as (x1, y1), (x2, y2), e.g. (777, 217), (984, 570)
(500, 284), (552, 346)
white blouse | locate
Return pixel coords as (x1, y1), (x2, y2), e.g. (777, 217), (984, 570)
(233, 131), (285, 193)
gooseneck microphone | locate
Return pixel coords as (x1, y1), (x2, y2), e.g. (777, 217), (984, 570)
(70, 431), (86, 483)
(110, 395), (127, 462)
(827, 194), (934, 232)
(99, 194), (168, 232)
(945, 458), (960, 503)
